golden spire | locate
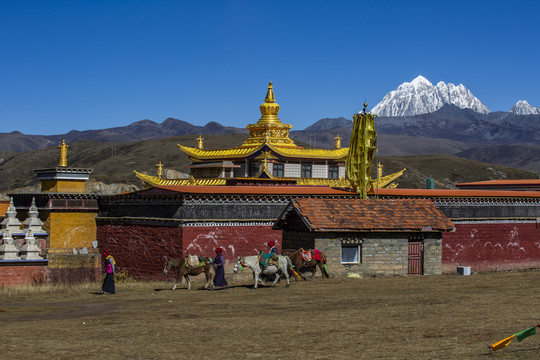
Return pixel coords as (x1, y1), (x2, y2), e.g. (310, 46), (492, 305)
(156, 162), (164, 177)
(334, 135), (341, 149)
(197, 135), (204, 150)
(242, 82), (295, 147)
(265, 81), (276, 103)
(377, 162), (383, 179)
(258, 81), (281, 125)
(58, 140), (68, 167)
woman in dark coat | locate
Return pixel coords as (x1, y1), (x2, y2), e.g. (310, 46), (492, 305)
(210, 247), (228, 290)
(100, 250), (115, 294)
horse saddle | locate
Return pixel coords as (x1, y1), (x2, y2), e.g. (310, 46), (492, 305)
(258, 252), (279, 268)
(300, 250), (312, 262)
(186, 254), (204, 267)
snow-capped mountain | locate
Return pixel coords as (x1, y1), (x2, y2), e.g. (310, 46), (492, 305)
(371, 75), (490, 117)
(510, 100), (540, 115)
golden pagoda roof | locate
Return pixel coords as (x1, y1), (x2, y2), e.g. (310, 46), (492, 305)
(178, 143), (349, 161)
(177, 82), (350, 161)
(135, 171), (226, 187)
(135, 169), (405, 189)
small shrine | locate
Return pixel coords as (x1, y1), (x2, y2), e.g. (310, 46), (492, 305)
(4, 140), (101, 285)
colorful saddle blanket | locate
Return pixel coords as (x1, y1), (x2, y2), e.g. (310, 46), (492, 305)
(259, 252), (279, 268)
(312, 249), (326, 263)
(300, 250), (312, 261)
(186, 255), (205, 267)
(301, 249), (325, 263)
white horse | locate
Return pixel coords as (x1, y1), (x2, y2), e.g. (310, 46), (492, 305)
(233, 254), (292, 289)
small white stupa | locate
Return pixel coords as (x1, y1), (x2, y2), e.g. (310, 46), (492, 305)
(0, 229), (20, 260)
(22, 198), (44, 234)
(0, 197), (22, 235)
(19, 229), (43, 260)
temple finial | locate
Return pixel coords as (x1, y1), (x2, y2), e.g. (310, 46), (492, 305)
(59, 140), (68, 167)
(265, 82), (275, 103)
(334, 135), (341, 149)
(197, 135), (204, 150)
(156, 162), (164, 177)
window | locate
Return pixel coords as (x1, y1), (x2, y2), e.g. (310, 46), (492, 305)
(273, 163), (284, 177)
(248, 163), (260, 176)
(328, 165), (339, 179)
(341, 244), (361, 264)
(301, 164), (312, 178)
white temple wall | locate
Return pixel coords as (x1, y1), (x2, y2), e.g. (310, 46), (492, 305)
(284, 163), (301, 178)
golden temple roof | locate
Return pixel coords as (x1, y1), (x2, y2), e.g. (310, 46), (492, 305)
(135, 169), (404, 189)
(178, 143), (349, 161)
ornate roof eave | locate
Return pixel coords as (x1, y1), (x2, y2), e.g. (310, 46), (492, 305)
(370, 168), (406, 189)
(177, 143), (350, 161)
(134, 171), (226, 188)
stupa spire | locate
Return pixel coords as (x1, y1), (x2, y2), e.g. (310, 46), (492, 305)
(265, 81), (276, 103)
(258, 81), (281, 125)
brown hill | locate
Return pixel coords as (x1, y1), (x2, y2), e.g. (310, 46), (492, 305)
(0, 135), (536, 198)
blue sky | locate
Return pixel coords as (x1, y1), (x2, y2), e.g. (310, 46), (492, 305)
(1, 0), (539, 135)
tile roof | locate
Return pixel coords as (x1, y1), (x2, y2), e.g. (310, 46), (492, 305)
(457, 179), (540, 186)
(282, 198), (454, 232)
(132, 185), (354, 196)
(372, 188), (540, 199)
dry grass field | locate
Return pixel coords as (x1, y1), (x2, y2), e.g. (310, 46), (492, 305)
(1, 269), (540, 360)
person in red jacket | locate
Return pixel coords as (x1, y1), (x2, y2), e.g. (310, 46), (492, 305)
(100, 250), (115, 294)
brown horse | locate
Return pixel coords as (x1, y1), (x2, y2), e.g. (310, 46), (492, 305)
(282, 248), (329, 280)
(163, 256), (214, 290)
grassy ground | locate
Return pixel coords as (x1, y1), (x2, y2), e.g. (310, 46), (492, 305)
(1, 270), (539, 359)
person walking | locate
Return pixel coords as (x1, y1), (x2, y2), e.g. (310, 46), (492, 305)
(100, 250), (115, 294)
(267, 240), (278, 254)
(210, 247), (228, 290)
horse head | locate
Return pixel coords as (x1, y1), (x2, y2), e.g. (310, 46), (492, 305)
(233, 257), (244, 274)
(163, 258), (173, 274)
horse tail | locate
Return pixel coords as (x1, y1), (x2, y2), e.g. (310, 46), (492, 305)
(321, 252), (329, 278)
(286, 256), (303, 281)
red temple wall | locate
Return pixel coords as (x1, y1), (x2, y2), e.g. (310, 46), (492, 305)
(96, 223), (282, 280)
(442, 222), (540, 273)
(181, 225), (283, 264)
(97, 224), (183, 280)
(0, 263), (47, 286)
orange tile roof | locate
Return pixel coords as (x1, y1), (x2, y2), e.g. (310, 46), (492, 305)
(457, 179), (540, 186)
(141, 185), (354, 196)
(372, 188), (540, 199)
(0, 201), (9, 217)
(285, 198), (454, 232)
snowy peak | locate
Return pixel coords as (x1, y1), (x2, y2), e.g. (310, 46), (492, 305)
(372, 76), (490, 117)
(510, 100), (540, 115)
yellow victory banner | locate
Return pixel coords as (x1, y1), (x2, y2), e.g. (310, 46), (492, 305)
(346, 102), (377, 199)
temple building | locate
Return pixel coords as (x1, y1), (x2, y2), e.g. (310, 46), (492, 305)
(3, 141), (101, 285)
(135, 82), (403, 188)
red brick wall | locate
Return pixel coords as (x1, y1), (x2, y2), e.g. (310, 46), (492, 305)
(182, 225), (282, 264)
(96, 223), (282, 280)
(0, 263), (47, 286)
(97, 224), (183, 280)
(442, 222), (540, 273)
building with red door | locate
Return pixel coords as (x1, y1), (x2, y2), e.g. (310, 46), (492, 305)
(273, 198), (455, 276)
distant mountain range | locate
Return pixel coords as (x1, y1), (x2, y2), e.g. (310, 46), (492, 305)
(511, 100), (540, 115)
(1, 76), (539, 172)
(371, 75), (539, 117)
(371, 75), (490, 116)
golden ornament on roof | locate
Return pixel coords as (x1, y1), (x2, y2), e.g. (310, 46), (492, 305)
(58, 140), (68, 167)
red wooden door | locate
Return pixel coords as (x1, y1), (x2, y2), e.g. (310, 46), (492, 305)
(408, 241), (423, 275)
